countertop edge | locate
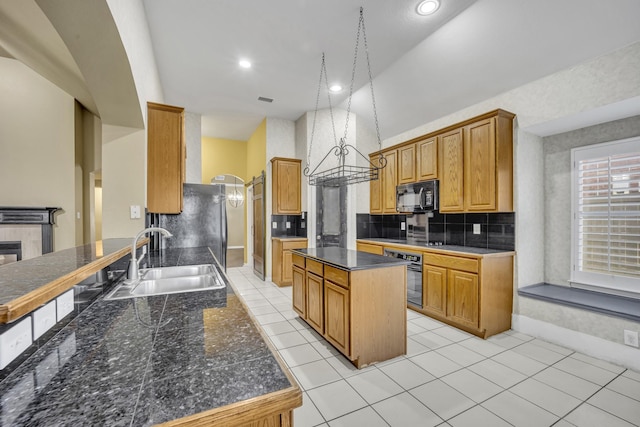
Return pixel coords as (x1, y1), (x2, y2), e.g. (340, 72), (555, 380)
(356, 239), (516, 258)
(292, 248), (410, 271)
(0, 238), (148, 324)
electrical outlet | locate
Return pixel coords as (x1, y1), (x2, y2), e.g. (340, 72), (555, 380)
(286, 221), (291, 229)
(272, 222), (277, 229)
(624, 330), (639, 348)
(473, 224), (481, 235)
(401, 222), (406, 231)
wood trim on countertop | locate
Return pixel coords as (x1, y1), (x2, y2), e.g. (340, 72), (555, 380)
(0, 239), (148, 324)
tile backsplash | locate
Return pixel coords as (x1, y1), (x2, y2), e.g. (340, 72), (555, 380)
(271, 213), (307, 237)
(357, 212), (515, 251)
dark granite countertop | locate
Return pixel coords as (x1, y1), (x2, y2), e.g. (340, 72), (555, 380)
(0, 247), (297, 426)
(357, 238), (515, 256)
(0, 238), (133, 305)
(292, 247), (410, 271)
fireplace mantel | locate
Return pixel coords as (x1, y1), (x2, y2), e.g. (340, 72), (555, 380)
(0, 207), (60, 254)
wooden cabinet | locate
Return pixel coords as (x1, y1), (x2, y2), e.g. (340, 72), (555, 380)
(324, 280), (350, 355)
(147, 102), (185, 213)
(423, 251), (512, 338)
(356, 242), (384, 255)
(398, 144), (416, 184)
(292, 264), (306, 316)
(369, 155), (382, 214)
(438, 110), (514, 213)
(382, 149), (398, 213)
(369, 149), (397, 214)
(438, 128), (464, 212)
(292, 252), (406, 368)
(272, 237), (307, 287)
(271, 158), (301, 214)
(417, 136), (438, 180)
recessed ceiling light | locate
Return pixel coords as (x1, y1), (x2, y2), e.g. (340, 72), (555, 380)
(239, 59), (252, 69)
(329, 84), (343, 93)
(416, 0), (440, 15)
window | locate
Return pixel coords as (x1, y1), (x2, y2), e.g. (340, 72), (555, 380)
(571, 136), (640, 296)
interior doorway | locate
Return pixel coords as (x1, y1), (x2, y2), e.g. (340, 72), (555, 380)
(210, 174), (245, 268)
(316, 183), (347, 248)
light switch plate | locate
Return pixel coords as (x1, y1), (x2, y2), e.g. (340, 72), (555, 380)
(473, 223), (481, 234)
(130, 205), (141, 219)
(401, 222), (406, 231)
(272, 222), (278, 229)
(286, 221), (291, 229)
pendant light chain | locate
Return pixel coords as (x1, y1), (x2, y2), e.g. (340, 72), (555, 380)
(306, 53), (339, 173)
(343, 7), (383, 151)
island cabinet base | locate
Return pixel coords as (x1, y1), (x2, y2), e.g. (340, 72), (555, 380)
(292, 252), (407, 369)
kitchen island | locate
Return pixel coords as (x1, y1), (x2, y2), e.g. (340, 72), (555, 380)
(291, 247), (408, 368)
(0, 246), (301, 426)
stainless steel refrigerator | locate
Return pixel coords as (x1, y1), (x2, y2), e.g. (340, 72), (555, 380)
(150, 183), (227, 269)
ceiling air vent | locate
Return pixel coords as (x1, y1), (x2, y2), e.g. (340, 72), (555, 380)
(258, 96), (273, 103)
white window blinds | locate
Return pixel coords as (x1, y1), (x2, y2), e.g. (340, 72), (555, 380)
(572, 136), (640, 294)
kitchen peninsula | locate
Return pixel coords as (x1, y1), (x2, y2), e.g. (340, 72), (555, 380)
(291, 247), (409, 368)
(0, 245), (301, 426)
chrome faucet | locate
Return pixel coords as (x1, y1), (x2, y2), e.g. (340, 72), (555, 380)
(126, 227), (173, 283)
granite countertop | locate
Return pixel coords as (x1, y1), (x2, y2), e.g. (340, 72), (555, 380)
(0, 247), (297, 426)
(293, 247), (410, 271)
(358, 238), (515, 256)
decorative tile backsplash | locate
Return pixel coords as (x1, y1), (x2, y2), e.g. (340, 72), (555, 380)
(271, 213), (307, 237)
(357, 212), (515, 251)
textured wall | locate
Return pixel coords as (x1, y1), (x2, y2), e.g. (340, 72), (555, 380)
(201, 137), (247, 183)
(543, 115), (640, 286)
(184, 111), (202, 183)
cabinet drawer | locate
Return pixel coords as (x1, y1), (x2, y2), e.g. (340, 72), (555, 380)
(325, 265), (349, 289)
(423, 253), (478, 273)
(292, 253), (305, 268)
(307, 259), (323, 276)
(283, 240), (307, 250)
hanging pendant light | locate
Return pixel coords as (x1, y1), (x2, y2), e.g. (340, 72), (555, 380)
(304, 7), (386, 188)
(227, 175), (244, 208)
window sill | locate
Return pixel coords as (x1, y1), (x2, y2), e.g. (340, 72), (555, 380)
(518, 283), (640, 323)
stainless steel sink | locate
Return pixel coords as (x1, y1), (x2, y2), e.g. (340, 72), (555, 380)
(140, 264), (214, 280)
(103, 264), (225, 300)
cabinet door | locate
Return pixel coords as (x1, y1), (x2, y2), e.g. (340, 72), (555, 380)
(292, 265), (306, 317)
(464, 118), (496, 211)
(272, 158), (301, 214)
(282, 250), (294, 284)
(324, 280), (350, 356)
(398, 144), (416, 184)
(447, 270), (479, 329)
(423, 264), (447, 317)
(306, 272), (324, 334)
(370, 154), (382, 214)
(417, 136), (438, 180)
(382, 149), (398, 213)
(439, 128), (464, 212)
(147, 102), (185, 213)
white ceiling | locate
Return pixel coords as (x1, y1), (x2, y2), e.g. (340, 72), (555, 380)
(143, 0), (640, 141)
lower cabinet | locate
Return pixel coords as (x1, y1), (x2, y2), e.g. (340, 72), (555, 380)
(272, 238), (308, 287)
(423, 252), (512, 338)
(292, 253), (406, 368)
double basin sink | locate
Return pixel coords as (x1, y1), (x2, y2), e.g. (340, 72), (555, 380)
(104, 264), (226, 300)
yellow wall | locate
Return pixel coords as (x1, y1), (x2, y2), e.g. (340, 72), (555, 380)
(246, 119), (267, 182)
(201, 136), (247, 183)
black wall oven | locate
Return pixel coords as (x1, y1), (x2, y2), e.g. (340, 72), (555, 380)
(383, 248), (422, 308)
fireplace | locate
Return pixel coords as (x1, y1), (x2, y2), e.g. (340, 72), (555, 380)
(0, 207), (60, 262)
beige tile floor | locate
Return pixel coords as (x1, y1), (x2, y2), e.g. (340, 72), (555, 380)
(226, 265), (640, 427)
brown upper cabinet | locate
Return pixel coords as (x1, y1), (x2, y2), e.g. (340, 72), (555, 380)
(369, 154), (382, 214)
(147, 102), (185, 214)
(398, 144), (416, 184)
(271, 157), (301, 214)
(371, 109), (514, 214)
(417, 136), (438, 180)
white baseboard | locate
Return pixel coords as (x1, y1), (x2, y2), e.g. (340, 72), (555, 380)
(512, 314), (640, 372)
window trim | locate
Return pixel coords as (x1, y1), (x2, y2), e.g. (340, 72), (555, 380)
(570, 135), (640, 297)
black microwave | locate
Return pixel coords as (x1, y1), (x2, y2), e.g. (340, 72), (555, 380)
(396, 180), (439, 213)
